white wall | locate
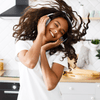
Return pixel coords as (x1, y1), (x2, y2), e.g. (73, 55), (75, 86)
(0, 0), (100, 71)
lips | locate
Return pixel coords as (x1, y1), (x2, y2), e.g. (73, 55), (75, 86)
(50, 30), (54, 38)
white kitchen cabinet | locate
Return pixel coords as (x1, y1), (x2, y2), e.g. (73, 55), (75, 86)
(95, 83), (100, 100)
(59, 82), (100, 100)
(62, 94), (95, 100)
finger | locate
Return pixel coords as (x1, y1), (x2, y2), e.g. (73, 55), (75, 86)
(57, 38), (63, 43)
(44, 16), (50, 23)
(41, 15), (49, 21)
(59, 38), (64, 43)
(54, 39), (63, 46)
(38, 16), (46, 23)
(39, 16), (49, 26)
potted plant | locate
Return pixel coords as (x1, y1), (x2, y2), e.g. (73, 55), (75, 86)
(96, 49), (100, 59)
(89, 39), (100, 51)
(91, 39), (99, 45)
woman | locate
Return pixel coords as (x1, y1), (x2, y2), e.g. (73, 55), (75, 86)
(13, 0), (90, 100)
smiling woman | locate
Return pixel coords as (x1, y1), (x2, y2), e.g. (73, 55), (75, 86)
(12, 0), (90, 100)
(45, 17), (68, 42)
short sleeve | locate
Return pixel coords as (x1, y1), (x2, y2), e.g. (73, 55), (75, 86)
(53, 52), (68, 71)
(15, 40), (32, 62)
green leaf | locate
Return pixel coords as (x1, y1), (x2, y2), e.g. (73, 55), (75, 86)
(91, 39), (100, 44)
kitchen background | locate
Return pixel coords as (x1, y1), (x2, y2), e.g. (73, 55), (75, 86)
(0, 0), (100, 71)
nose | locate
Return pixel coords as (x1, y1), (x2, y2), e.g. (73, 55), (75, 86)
(54, 30), (57, 33)
(52, 29), (59, 36)
(53, 29), (58, 37)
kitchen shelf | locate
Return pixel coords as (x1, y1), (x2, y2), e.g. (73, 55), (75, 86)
(83, 17), (100, 20)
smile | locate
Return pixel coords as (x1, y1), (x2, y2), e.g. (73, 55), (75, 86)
(50, 31), (54, 38)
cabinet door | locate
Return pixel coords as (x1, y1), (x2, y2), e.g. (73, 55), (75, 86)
(0, 83), (19, 91)
(2, 92), (18, 100)
(62, 94), (95, 100)
(95, 83), (100, 100)
(0, 90), (18, 100)
(0, 90), (4, 100)
(59, 82), (95, 95)
(0, 82), (19, 100)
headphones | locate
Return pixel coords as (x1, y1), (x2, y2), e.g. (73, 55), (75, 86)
(45, 13), (71, 43)
(45, 13), (54, 26)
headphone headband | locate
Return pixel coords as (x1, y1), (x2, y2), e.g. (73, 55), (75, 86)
(47, 12), (72, 25)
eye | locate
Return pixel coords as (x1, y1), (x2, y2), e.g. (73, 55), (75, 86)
(60, 31), (64, 35)
(54, 23), (58, 27)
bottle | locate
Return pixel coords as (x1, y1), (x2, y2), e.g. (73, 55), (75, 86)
(0, 59), (4, 71)
(90, 10), (95, 17)
(79, 4), (85, 18)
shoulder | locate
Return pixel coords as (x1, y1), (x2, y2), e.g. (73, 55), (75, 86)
(15, 40), (33, 61)
(15, 40), (33, 44)
(54, 51), (65, 58)
(52, 51), (68, 71)
(15, 40), (33, 52)
(15, 40), (33, 47)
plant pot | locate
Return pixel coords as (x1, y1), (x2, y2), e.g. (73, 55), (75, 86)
(89, 41), (99, 51)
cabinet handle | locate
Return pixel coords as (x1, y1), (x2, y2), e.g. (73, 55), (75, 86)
(69, 87), (73, 90)
(4, 91), (19, 94)
(97, 84), (100, 88)
(12, 85), (17, 90)
(91, 97), (95, 100)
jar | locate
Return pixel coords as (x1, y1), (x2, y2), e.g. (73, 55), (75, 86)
(79, 4), (85, 18)
(89, 10), (95, 17)
(0, 59), (4, 71)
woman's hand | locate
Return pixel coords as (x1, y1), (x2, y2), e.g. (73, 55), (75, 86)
(41, 38), (63, 51)
(37, 15), (49, 35)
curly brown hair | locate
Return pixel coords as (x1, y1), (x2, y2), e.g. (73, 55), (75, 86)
(13, 0), (90, 70)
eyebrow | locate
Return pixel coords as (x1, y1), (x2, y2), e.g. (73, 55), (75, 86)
(56, 21), (66, 33)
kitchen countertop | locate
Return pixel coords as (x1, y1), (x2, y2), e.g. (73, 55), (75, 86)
(0, 71), (100, 83)
(0, 70), (19, 82)
(0, 77), (19, 82)
(60, 75), (100, 83)
(0, 75), (100, 83)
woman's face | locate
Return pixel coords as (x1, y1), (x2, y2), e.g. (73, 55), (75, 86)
(45, 17), (68, 42)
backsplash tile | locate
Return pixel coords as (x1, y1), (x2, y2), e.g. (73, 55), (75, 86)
(0, 0), (100, 71)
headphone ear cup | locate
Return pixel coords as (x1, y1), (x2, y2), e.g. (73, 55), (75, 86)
(45, 18), (51, 26)
(60, 37), (67, 43)
(45, 13), (54, 26)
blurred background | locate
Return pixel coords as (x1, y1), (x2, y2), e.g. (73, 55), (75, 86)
(0, 0), (100, 71)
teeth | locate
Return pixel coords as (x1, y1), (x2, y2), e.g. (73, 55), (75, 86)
(50, 31), (54, 37)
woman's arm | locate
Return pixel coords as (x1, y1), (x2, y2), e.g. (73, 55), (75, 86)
(18, 33), (44, 69)
(18, 15), (49, 69)
(40, 40), (64, 91)
(41, 49), (64, 91)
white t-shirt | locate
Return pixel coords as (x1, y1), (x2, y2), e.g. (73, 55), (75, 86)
(15, 40), (68, 100)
